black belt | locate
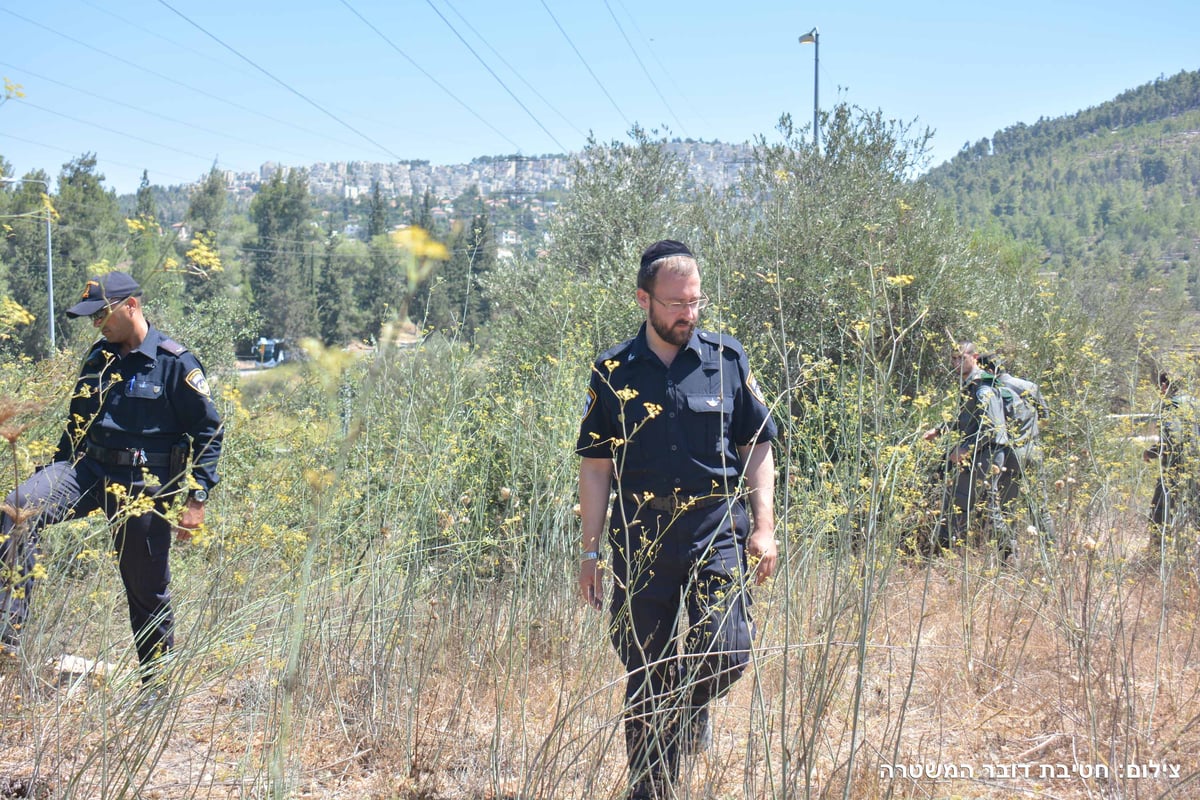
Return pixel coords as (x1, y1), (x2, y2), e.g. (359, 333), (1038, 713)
(84, 442), (171, 467)
(624, 492), (734, 513)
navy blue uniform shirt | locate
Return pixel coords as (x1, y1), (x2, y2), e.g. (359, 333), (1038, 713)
(576, 323), (776, 496)
(53, 324), (223, 491)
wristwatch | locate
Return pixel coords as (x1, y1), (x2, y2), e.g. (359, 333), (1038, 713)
(191, 489), (209, 503)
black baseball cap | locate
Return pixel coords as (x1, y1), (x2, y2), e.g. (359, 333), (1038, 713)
(66, 272), (143, 318)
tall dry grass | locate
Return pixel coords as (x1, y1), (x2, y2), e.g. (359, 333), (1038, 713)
(0, 307), (1196, 800)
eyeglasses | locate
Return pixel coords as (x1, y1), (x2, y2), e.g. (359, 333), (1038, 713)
(90, 297), (129, 323)
(649, 293), (710, 313)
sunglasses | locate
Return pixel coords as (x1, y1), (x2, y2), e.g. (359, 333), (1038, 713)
(90, 297), (130, 323)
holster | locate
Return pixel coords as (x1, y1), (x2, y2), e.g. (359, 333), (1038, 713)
(169, 439), (190, 483)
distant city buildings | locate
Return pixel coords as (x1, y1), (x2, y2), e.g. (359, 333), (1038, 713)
(210, 141), (755, 259)
(221, 140), (755, 202)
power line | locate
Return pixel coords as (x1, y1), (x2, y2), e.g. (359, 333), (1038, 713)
(0, 132), (196, 184)
(611, 0), (711, 130)
(423, 0), (567, 153)
(336, 0), (524, 153)
(155, 0), (404, 162)
(601, 0), (687, 137)
(538, 0), (630, 128)
(0, 61), (324, 164)
(440, 0), (585, 138)
(15, 99), (215, 163)
(74, 0), (257, 80)
(0, 8), (374, 156)
(76, 0), (420, 151)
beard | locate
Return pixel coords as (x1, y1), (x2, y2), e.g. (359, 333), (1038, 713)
(650, 310), (695, 348)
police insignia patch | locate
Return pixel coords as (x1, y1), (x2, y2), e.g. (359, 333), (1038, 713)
(747, 372), (766, 404)
(185, 368), (211, 397)
(581, 387), (596, 423)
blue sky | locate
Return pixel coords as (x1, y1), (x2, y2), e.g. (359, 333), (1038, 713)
(1, 0), (1197, 194)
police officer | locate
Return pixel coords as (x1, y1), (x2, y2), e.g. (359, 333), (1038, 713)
(977, 353), (1056, 543)
(576, 240), (778, 799)
(1144, 371), (1200, 549)
(0, 272), (222, 689)
(922, 342), (1014, 557)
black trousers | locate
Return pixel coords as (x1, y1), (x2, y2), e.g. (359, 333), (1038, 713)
(607, 497), (755, 791)
(935, 446), (1016, 556)
(1150, 460), (1199, 539)
(1, 457), (175, 673)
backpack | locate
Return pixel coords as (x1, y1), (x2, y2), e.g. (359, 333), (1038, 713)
(983, 373), (1038, 448)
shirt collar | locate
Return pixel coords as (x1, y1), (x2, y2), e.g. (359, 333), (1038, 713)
(630, 323), (704, 363)
(108, 324), (161, 362)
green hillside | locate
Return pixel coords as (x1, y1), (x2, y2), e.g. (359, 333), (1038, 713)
(925, 69), (1200, 340)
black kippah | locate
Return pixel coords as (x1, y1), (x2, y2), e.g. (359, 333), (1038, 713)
(639, 239), (694, 271)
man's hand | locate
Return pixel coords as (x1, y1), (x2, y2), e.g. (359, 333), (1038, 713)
(947, 445), (968, 465)
(922, 427), (940, 442)
(746, 527), (778, 585)
(175, 498), (206, 542)
(578, 558), (603, 610)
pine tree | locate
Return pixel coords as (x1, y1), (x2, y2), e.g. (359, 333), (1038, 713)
(134, 170), (156, 222)
(0, 168), (57, 357)
(181, 166), (232, 294)
(367, 181), (387, 238)
(248, 169), (317, 341)
(54, 154), (123, 345)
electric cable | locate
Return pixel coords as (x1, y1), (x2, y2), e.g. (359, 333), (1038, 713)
(423, 0), (567, 152)
(538, 0), (630, 127)
(0, 131), (196, 184)
(601, 0), (686, 136)
(337, 0), (524, 153)
(0, 7), (374, 155)
(440, 0), (585, 138)
(14, 100), (215, 163)
(156, 0), (404, 161)
(611, 0), (710, 130)
(0, 61), (323, 164)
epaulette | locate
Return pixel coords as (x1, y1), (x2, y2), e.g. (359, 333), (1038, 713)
(596, 335), (637, 364)
(158, 337), (188, 356)
(697, 330), (746, 357)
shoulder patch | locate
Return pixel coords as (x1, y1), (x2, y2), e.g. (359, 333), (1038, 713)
(159, 337), (188, 356)
(185, 368), (211, 397)
(581, 387), (597, 424)
(746, 371), (767, 405)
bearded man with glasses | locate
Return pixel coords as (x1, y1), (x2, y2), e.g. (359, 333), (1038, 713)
(576, 240), (778, 799)
(0, 271), (223, 706)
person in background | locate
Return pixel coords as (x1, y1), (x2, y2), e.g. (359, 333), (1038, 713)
(923, 341), (1015, 558)
(977, 352), (1056, 545)
(1144, 371), (1199, 550)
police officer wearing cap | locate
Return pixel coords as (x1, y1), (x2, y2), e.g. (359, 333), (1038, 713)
(0, 271), (222, 685)
(576, 240), (778, 799)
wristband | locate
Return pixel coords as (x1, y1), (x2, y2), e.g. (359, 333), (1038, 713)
(581, 551), (601, 561)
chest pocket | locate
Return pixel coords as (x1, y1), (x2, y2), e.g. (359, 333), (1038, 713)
(685, 394), (733, 458)
(126, 379), (165, 400)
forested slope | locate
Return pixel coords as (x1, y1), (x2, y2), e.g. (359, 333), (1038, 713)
(925, 69), (1200, 352)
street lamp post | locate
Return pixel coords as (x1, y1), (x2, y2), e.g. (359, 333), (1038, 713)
(1, 177), (55, 350)
(798, 27), (819, 152)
